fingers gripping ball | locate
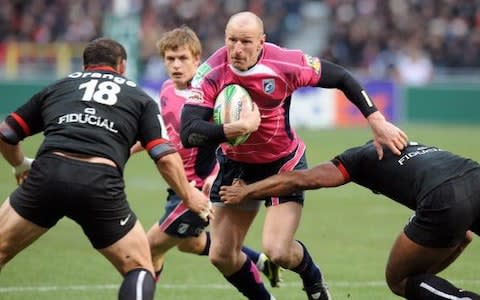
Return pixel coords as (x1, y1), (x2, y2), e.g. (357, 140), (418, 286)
(213, 84), (253, 146)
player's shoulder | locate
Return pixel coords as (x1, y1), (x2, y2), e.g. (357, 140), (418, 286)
(160, 79), (175, 94)
(192, 47), (228, 87)
(205, 46), (228, 66)
(262, 42), (305, 63)
(340, 141), (376, 160)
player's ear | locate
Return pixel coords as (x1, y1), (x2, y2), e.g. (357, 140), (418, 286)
(258, 34), (265, 50)
(194, 54), (201, 67)
(117, 58), (126, 75)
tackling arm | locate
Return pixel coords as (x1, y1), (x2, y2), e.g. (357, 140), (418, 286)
(155, 152), (211, 220)
(219, 161), (347, 204)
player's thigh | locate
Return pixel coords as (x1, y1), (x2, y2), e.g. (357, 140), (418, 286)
(209, 205), (257, 255)
(386, 231), (458, 286)
(0, 198), (48, 263)
(99, 221), (153, 275)
(158, 192), (208, 238)
(262, 201), (302, 251)
(147, 224), (182, 255)
(177, 233), (207, 253)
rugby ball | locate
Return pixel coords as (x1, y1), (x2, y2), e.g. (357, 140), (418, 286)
(213, 84), (253, 146)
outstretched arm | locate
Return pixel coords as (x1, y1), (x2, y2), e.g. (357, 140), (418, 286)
(219, 161), (347, 204)
(317, 60), (408, 159)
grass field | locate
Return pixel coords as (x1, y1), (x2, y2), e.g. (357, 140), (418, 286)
(1, 123), (480, 300)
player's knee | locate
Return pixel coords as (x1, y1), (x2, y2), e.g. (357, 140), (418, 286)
(0, 243), (14, 267)
(177, 239), (203, 254)
(462, 230), (474, 248)
(385, 269), (406, 296)
(262, 244), (289, 266)
(209, 249), (234, 269)
(119, 268), (155, 300)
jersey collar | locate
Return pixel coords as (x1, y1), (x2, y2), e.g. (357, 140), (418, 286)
(84, 66), (119, 74)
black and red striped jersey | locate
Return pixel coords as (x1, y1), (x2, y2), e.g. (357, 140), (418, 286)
(5, 67), (167, 172)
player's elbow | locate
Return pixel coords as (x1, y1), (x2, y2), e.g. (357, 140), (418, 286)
(180, 117), (206, 148)
(180, 128), (204, 148)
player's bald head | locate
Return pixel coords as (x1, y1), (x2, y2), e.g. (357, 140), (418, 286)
(226, 11), (264, 37)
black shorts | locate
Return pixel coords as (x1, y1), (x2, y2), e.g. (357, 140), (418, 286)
(157, 189), (208, 238)
(405, 169), (480, 248)
(9, 153), (136, 249)
(210, 146), (307, 207)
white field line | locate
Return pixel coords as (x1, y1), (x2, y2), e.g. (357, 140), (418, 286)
(1, 280), (480, 293)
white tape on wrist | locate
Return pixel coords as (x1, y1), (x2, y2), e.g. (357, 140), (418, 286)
(12, 157), (34, 175)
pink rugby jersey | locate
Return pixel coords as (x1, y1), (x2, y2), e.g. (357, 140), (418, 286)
(159, 80), (218, 188)
(188, 42), (322, 163)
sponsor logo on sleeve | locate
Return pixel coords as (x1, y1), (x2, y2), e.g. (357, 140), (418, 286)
(191, 63), (212, 88)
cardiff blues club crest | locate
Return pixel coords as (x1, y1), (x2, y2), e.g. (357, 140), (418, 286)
(263, 79), (275, 94)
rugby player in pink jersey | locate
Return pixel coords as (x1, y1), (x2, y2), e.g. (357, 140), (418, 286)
(180, 11), (408, 300)
(133, 26), (282, 290)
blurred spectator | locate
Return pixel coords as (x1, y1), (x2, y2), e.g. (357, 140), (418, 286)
(394, 35), (433, 86)
(323, 0), (480, 83)
(0, 0), (108, 43)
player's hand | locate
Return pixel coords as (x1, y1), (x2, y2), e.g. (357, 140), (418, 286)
(12, 157), (34, 185)
(238, 99), (260, 134)
(367, 112), (408, 159)
(219, 179), (248, 205)
(186, 181), (214, 222)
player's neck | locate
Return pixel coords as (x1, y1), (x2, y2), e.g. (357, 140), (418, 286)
(84, 66), (119, 74)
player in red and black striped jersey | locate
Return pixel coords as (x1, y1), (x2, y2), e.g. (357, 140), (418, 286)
(220, 141), (480, 300)
(0, 38), (211, 300)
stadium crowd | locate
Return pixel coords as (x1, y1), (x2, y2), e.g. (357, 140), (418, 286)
(1, 0), (480, 84)
(322, 0), (480, 84)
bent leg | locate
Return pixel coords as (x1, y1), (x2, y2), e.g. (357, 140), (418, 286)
(99, 221), (155, 300)
(210, 205), (272, 299)
(146, 223), (184, 280)
(263, 202), (330, 300)
(262, 202), (302, 268)
(177, 232), (208, 255)
(0, 198), (48, 269)
(386, 231), (479, 299)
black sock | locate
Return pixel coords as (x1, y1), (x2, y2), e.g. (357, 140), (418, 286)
(119, 268), (155, 300)
(405, 274), (480, 300)
(291, 240), (321, 288)
(241, 246), (260, 264)
(199, 231), (211, 256)
(225, 258), (271, 300)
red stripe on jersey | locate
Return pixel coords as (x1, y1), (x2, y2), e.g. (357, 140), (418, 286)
(335, 161), (351, 182)
(145, 138), (169, 151)
(11, 113), (30, 136)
